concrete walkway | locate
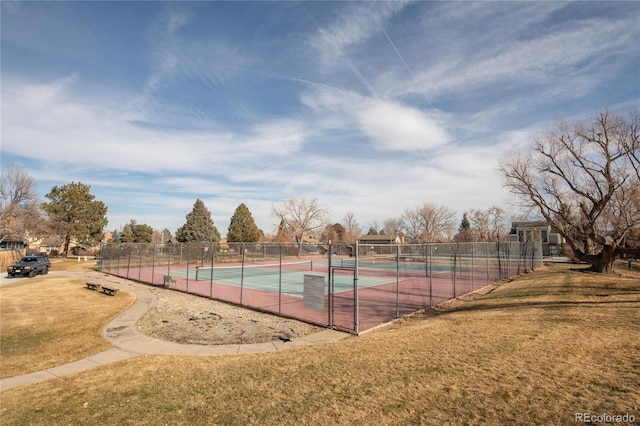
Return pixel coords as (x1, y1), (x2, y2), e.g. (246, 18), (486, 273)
(0, 272), (349, 392)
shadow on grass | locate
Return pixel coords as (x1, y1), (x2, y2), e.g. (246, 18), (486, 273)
(478, 286), (640, 299)
(447, 298), (640, 315)
(424, 266), (640, 316)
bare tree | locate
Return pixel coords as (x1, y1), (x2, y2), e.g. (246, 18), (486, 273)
(0, 164), (45, 243)
(401, 208), (423, 242)
(467, 206), (508, 241)
(620, 110), (640, 179)
(271, 196), (329, 256)
(342, 211), (361, 242)
(152, 228), (172, 244)
(499, 109), (640, 273)
(402, 203), (457, 243)
(420, 203), (457, 241)
(382, 217), (404, 240)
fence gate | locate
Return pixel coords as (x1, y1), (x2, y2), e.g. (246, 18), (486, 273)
(329, 266), (358, 334)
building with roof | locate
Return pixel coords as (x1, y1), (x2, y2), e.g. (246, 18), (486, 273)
(507, 221), (565, 257)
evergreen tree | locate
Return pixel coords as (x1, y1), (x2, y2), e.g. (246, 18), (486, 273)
(42, 182), (108, 256)
(121, 225), (134, 243)
(176, 199), (220, 243)
(460, 213), (471, 233)
(274, 219), (291, 243)
(227, 203), (260, 242)
(131, 223), (154, 243)
(333, 223), (346, 242)
(112, 220), (154, 243)
(455, 212), (473, 242)
(120, 219), (154, 243)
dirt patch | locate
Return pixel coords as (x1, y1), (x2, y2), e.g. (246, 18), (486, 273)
(136, 288), (323, 345)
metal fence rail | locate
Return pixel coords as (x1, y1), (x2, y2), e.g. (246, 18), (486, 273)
(99, 241), (542, 334)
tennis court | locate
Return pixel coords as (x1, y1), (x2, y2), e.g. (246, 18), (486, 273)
(333, 256), (459, 276)
(100, 241), (542, 333)
(167, 260), (392, 296)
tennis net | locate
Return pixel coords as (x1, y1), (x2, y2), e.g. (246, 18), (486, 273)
(195, 260), (313, 281)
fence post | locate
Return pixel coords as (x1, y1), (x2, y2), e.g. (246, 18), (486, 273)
(508, 242), (512, 277)
(354, 241), (359, 335)
(452, 243), (457, 298)
(486, 242), (490, 286)
(429, 244), (433, 307)
(209, 242), (215, 299)
(423, 243), (428, 279)
(278, 244), (282, 314)
(104, 246), (108, 274)
(135, 244), (140, 281)
(396, 244), (400, 319)
(167, 241), (173, 282)
(471, 242), (475, 291)
(497, 241), (504, 279)
(151, 244), (156, 285)
(125, 245), (131, 279)
(328, 243), (333, 328)
(185, 243), (189, 293)
(240, 242), (245, 304)
(116, 245), (121, 277)
(98, 245), (103, 272)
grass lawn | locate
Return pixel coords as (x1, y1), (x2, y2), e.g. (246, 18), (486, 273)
(0, 262), (638, 425)
(0, 259), (135, 378)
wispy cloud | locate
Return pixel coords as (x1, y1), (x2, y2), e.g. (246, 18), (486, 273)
(2, 72), (498, 231)
(357, 100), (448, 151)
(2, 1), (637, 234)
(308, 1), (410, 97)
(310, 1), (409, 61)
(2, 77), (305, 172)
(403, 6), (639, 104)
(299, 85), (449, 153)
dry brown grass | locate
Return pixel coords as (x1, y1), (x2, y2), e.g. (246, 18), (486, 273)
(0, 274), (135, 378)
(1, 262), (639, 425)
(48, 256), (101, 273)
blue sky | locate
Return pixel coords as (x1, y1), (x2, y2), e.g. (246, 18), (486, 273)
(2, 1), (639, 237)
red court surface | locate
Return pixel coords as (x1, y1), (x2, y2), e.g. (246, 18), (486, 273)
(102, 260), (517, 333)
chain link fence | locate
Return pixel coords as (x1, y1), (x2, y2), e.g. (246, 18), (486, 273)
(99, 240), (542, 334)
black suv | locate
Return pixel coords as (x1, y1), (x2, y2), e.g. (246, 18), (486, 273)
(6, 254), (51, 278)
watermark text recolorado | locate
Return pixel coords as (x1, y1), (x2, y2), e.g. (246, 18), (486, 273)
(575, 412), (635, 424)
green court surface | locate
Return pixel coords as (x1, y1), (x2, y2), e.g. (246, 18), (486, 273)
(332, 257), (457, 274)
(170, 263), (391, 296)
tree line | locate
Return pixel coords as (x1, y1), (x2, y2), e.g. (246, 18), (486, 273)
(1, 109), (638, 272)
(0, 168), (507, 256)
